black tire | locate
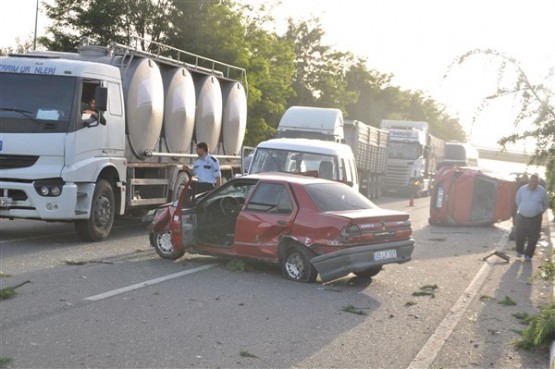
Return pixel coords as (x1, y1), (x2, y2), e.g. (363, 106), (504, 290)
(282, 245), (318, 283)
(75, 180), (115, 242)
(152, 230), (185, 260)
(353, 266), (382, 278)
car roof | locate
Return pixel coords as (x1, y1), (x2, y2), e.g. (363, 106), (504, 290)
(256, 138), (354, 157)
(238, 171), (339, 185)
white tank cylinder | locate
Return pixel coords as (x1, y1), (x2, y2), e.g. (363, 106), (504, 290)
(221, 81), (247, 155)
(194, 75), (222, 151)
(161, 67), (196, 153)
(119, 57), (164, 157)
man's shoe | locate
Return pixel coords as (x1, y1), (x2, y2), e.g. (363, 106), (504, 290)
(524, 256), (532, 261)
(516, 253), (524, 258)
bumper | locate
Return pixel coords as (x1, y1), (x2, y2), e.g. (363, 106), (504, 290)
(310, 238), (415, 282)
(0, 181), (89, 220)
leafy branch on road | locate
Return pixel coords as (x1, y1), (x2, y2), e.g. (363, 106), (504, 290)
(240, 350), (258, 358)
(412, 284), (438, 298)
(498, 295), (517, 306)
(0, 357), (13, 368)
(513, 300), (555, 349)
(0, 280), (31, 301)
(0, 271), (10, 278)
(341, 304), (369, 315)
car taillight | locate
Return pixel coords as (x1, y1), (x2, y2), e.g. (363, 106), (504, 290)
(340, 224), (361, 242)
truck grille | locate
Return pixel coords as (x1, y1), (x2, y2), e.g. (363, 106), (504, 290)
(0, 155), (39, 170)
(383, 163), (410, 187)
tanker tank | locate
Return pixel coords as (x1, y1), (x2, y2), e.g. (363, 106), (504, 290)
(160, 66), (196, 153)
(194, 75), (222, 151)
(118, 57), (164, 159)
(221, 81), (247, 155)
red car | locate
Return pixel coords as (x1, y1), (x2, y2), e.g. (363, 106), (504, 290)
(163, 172), (414, 283)
(429, 166), (518, 226)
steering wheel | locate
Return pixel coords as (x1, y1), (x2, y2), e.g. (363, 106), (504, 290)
(219, 196), (242, 217)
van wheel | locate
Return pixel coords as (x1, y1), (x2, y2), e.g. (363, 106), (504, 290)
(282, 245), (317, 283)
(75, 180), (115, 242)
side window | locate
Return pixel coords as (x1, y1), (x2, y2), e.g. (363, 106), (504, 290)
(246, 183), (292, 214)
(108, 81), (123, 116)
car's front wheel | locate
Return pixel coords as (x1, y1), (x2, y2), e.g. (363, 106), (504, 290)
(152, 230), (185, 260)
(353, 266), (382, 278)
(282, 245), (317, 283)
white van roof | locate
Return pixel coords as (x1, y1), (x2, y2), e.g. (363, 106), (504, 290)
(256, 138), (354, 157)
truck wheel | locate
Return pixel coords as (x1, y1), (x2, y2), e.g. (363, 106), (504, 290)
(75, 180), (115, 242)
(353, 266), (382, 278)
(282, 245), (317, 283)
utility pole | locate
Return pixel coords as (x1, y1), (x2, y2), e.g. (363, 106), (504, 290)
(33, 0), (39, 50)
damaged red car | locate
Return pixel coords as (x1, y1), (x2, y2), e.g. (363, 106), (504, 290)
(163, 172), (414, 283)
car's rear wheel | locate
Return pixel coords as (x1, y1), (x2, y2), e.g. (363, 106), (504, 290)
(152, 230), (184, 260)
(282, 245), (317, 283)
(353, 266), (382, 278)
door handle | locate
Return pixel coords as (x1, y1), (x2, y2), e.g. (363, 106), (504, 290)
(276, 220), (287, 226)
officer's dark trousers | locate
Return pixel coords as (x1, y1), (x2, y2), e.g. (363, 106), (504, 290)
(515, 213), (542, 257)
(195, 182), (215, 194)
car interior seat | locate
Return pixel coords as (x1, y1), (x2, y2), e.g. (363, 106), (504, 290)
(318, 161), (333, 180)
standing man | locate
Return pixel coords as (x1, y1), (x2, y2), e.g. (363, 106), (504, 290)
(186, 142), (221, 193)
(514, 173), (549, 261)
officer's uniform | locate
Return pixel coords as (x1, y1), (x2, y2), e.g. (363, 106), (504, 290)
(192, 154), (221, 193)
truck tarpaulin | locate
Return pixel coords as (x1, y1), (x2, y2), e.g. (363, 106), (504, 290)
(429, 166), (518, 226)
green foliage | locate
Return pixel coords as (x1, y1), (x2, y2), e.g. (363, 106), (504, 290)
(341, 304), (367, 315)
(498, 295), (517, 306)
(239, 350), (258, 358)
(36, 0), (467, 145)
(448, 49), (555, 212)
(534, 260), (555, 282)
(514, 300), (555, 349)
(0, 357), (13, 368)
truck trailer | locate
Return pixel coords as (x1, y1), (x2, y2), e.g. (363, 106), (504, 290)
(248, 106), (388, 199)
(0, 37), (247, 241)
(380, 119), (445, 197)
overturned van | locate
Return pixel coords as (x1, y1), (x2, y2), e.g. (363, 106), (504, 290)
(429, 166), (518, 226)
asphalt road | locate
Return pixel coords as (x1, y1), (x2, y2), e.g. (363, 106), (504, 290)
(0, 196), (551, 368)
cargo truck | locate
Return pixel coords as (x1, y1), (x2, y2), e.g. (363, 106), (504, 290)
(379, 119), (444, 197)
(248, 106), (388, 199)
(0, 37), (247, 241)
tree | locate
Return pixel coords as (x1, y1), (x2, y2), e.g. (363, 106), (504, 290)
(41, 0), (174, 51)
(282, 18), (357, 111)
(449, 49), (554, 210)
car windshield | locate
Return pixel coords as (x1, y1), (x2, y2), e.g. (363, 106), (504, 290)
(305, 182), (377, 212)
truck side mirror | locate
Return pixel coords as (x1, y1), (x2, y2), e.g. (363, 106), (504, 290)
(94, 87), (108, 112)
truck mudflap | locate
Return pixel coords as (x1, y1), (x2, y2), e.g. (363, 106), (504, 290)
(310, 239), (415, 282)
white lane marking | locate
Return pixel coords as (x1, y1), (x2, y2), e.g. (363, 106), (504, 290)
(407, 232), (508, 369)
(85, 264), (216, 301)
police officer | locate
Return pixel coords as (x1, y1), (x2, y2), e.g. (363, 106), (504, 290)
(186, 142), (221, 193)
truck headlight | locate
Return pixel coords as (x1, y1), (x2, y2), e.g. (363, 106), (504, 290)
(34, 179), (64, 197)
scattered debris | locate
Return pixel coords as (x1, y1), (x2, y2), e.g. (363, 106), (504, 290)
(482, 250), (510, 262)
(405, 301), (417, 307)
(412, 284), (438, 298)
(0, 272), (10, 278)
(240, 351), (258, 358)
(341, 304), (368, 315)
(512, 312), (531, 324)
(0, 357), (13, 368)
(0, 280), (31, 301)
(427, 238), (447, 242)
(479, 295), (495, 301)
(498, 296), (517, 306)
(226, 259), (252, 273)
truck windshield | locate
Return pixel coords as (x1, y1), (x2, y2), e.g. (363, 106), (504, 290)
(0, 73), (75, 133)
(250, 148), (339, 179)
(388, 142), (420, 160)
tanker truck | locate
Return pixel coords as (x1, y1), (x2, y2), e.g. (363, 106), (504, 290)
(379, 119), (445, 197)
(248, 106), (388, 199)
(0, 37), (247, 241)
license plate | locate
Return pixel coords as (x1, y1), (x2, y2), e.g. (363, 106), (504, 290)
(374, 249), (397, 261)
(0, 197), (8, 208)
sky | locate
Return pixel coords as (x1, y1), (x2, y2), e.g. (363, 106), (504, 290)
(1, 0), (554, 152)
